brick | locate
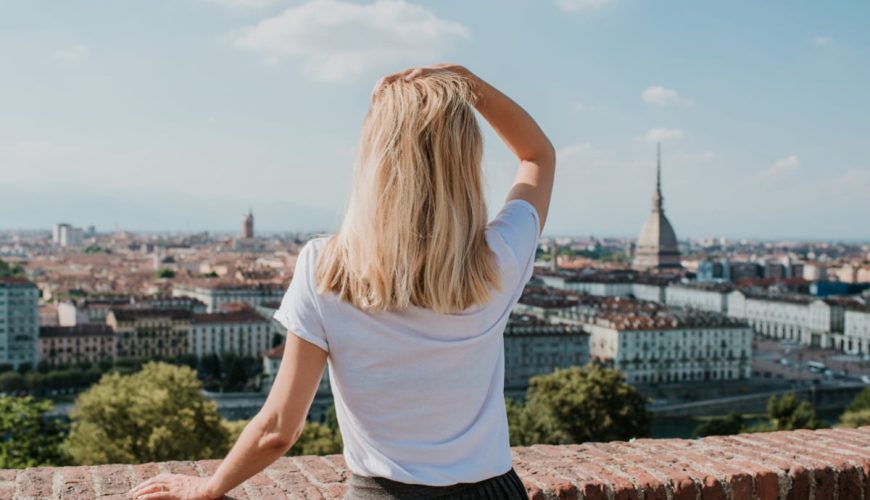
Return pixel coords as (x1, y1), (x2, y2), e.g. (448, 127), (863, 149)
(59, 466), (95, 500)
(17, 467), (54, 497)
(165, 460), (199, 476)
(93, 464), (133, 495)
(1, 427), (870, 500)
(786, 465), (811, 500)
(131, 462), (161, 483)
(838, 465), (862, 500)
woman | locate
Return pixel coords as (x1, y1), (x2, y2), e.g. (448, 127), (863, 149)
(128, 63), (555, 500)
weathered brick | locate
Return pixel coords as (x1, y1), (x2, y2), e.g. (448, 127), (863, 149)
(17, 467), (54, 498)
(93, 463), (132, 495)
(1, 427), (869, 500)
(59, 466), (95, 500)
(786, 465), (811, 500)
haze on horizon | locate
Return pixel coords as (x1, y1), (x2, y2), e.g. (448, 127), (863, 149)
(1, 0), (868, 240)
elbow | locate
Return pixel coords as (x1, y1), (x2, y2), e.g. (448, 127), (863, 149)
(254, 411), (303, 452)
(529, 140), (556, 170)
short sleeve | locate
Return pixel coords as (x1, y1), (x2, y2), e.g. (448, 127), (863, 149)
(273, 241), (329, 353)
(486, 199), (541, 286)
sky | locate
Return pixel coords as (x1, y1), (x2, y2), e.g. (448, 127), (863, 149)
(1, 0), (868, 240)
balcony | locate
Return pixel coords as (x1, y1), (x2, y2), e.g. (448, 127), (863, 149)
(3, 427), (868, 499)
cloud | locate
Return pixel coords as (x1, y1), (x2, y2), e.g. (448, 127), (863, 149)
(557, 143), (592, 161)
(54, 44), (89, 64)
(229, 0), (469, 82)
(813, 36), (832, 47)
(200, 0), (283, 7)
(641, 85), (693, 107)
(757, 155), (799, 180)
(554, 0), (612, 12)
(639, 128), (683, 143)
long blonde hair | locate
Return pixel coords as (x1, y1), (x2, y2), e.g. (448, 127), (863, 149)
(315, 71), (501, 314)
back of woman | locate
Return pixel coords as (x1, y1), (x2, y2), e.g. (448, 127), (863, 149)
(128, 64), (555, 500)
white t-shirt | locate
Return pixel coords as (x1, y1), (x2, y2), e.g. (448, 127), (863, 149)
(273, 198), (541, 486)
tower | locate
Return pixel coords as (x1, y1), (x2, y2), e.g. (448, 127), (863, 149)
(632, 144), (682, 271)
(242, 209), (254, 239)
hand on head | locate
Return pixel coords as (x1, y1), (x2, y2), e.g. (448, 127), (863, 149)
(370, 63), (471, 102)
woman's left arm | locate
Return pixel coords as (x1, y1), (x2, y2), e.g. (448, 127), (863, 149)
(128, 332), (328, 500)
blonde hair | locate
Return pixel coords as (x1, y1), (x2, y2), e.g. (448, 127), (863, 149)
(315, 71), (501, 314)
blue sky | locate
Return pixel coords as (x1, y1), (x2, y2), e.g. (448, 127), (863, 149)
(1, 0), (868, 240)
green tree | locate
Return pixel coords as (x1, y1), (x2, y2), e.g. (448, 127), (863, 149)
(838, 409), (870, 428)
(0, 372), (25, 393)
(156, 268), (175, 279)
(0, 396), (68, 468)
(62, 362), (229, 465)
(693, 412), (746, 437)
(846, 386), (870, 413)
(837, 387), (870, 428)
(287, 422), (342, 456)
(0, 259), (25, 278)
(507, 365), (651, 446)
(750, 393), (821, 432)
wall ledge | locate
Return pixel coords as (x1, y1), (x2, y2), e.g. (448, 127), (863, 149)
(3, 427), (869, 499)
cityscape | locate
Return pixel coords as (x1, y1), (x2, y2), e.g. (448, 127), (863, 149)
(2, 146), (868, 437)
(1, 1), (869, 497)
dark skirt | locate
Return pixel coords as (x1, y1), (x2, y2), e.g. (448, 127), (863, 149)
(343, 467), (529, 500)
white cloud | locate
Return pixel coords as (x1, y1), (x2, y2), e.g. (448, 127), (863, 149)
(757, 155), (799, 180)
(554, 0), (612, 12)
(641, 85), (693, 107)
(813, 36), (832, 47)
(557, 143), (591, 161)
(639, 128), (683, 143)
(229, 0), (469, 82)
(54, 44), (89, 64)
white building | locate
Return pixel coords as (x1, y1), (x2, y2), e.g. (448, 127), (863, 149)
(53, 223), (83, 247)
(844, 306), (870, 355)
(665, 283), (733, 314)
(173, 281), (285, 313)
(503, 313), (589, 395)
(727, 291), (847, 349)
(0, 278), (40, 368)
(554, 306), (752, 384)
(189, 309), (273, 358)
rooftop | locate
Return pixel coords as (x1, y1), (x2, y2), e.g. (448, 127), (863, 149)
(4, 427), (868, 499)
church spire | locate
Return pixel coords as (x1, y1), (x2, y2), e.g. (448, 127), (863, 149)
(653, 143), (664, 212)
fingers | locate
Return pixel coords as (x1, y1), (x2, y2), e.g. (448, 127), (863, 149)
(127, 473), (171, 499)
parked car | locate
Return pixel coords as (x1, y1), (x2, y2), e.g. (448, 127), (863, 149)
(861, 375), (870, 384)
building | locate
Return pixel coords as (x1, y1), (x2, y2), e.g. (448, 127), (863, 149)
(665, 282), (734, 314)
(0, 278), (39, 368)
(503, 313), (589, 396)
(632, 144), (682, 272)
(242, 209), (254, 239)
(58, 295), (206, 326)
(726, 291), (847, 348)
(189, 309), (272, 358)
(106, 308), (191, 359)
(38, 324), (116, 367)
(550, 296), (752, 384)
(173, 281), (284, 313)
(844, 305), (870, 355)
(52, 223), (83, 247)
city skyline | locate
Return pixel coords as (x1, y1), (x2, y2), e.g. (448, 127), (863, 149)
(1, 0), (868, 239)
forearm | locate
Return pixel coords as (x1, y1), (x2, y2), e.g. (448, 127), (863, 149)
(465, 71), (555, 164)
(204, 413), (298, 498)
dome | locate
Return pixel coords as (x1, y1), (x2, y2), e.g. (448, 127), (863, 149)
(632, 144), (682, 271)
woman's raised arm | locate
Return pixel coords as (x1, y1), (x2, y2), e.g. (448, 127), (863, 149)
(390, 64), (556, 232)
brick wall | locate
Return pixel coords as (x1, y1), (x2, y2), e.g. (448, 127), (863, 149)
(2, 426), (869, 499)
